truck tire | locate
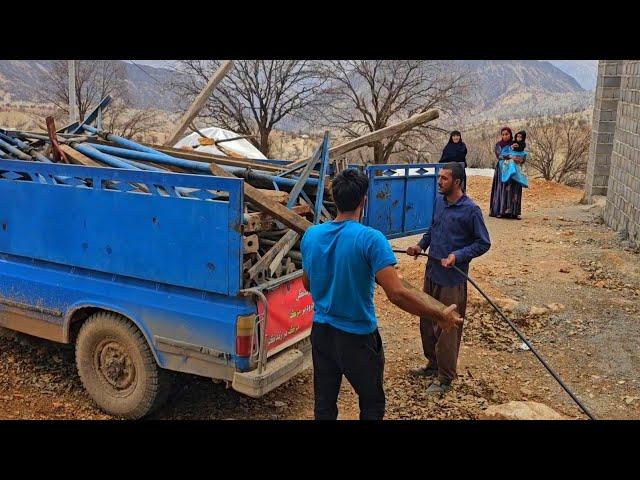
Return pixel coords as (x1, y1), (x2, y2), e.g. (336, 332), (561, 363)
(75, 311), (172, 419)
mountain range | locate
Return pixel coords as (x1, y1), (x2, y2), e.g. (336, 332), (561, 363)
(0, 59), (596, 126)
(547, 60), (598, 90)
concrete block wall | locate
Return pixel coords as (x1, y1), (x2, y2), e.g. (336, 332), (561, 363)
(603, 60), (640, 245)
(585, 60), (623, 199)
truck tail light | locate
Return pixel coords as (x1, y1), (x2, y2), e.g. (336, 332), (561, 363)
(236, 314), (256, 357)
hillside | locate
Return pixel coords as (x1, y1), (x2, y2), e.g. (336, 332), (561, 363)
(456, 60), (584, 107)
(0, 60), (180, 111)
(447, 60), (593, 125)
(547, 60), (598, 90)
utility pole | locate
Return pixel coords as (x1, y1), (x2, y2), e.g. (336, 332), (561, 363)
(68, 60), (79, 124)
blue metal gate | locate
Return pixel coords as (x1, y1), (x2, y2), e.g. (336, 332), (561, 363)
(362, 163), (442, 239)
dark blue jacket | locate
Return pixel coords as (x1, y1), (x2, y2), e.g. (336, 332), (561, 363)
(418, 194), (491, 287)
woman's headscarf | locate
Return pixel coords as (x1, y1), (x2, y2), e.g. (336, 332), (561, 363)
(441, 130), (467, 162)
(497, 127), (513, 149)
(512, 130), (527, 152)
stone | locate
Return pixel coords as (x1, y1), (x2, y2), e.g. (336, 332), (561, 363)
(496, 298), (520, 313)
(480, 401), (567, 420)
(529, 306), (549, 316)
(546, 303), (565, 313)
(520, 388), (533, 397)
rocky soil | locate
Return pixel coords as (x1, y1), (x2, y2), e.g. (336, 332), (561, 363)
(1, 178), (639, 420)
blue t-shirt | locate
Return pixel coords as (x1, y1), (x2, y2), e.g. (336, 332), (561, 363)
(300, 220), (397, 335)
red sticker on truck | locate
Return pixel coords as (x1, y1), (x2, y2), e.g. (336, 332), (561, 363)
(258, 277), (314, 354)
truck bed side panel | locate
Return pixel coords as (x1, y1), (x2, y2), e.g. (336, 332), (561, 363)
(0, 161), (244, 296)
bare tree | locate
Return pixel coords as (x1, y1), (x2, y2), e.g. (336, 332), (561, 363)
(169, 60), (326, 156)
(35, 60), (165, 141)
(101, 99), (166, 141)
(314, 60), (471, 164)
(37, 60), (128, 121)
(460, 125), (504, 169)
(526, 115), (591, 185)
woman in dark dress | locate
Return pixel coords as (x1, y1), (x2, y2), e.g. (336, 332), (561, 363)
(440, 130), (468, 191)
(489, 126), (524, 219)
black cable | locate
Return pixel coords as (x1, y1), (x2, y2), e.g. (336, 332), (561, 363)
(392, 248), (597, 420)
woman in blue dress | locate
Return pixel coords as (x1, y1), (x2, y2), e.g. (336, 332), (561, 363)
(489, 127), (525, 219)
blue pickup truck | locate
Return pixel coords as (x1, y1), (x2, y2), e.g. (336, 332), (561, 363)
(0, 154), (441, 418)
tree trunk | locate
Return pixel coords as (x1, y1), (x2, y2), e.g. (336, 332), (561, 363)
(259, 128), (271, 157)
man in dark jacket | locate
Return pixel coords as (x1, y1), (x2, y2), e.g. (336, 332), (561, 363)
(406, 162), (491, 395)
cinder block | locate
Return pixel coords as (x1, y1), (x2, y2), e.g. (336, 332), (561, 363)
(603, 76), (622, 88)
(596, 143), (614, 154)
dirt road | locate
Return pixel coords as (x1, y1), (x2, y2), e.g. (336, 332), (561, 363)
(1, 177), (639, 420)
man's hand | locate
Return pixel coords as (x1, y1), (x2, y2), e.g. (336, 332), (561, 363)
(406, 245), (422, 259)
(441, 253), (456, 268)
(438, 304), (463, 331)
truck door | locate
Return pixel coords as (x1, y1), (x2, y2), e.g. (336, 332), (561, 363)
(361, 163), (441, 239)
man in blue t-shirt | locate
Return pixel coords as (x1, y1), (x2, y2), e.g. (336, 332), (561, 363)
(301, 169), (462, 420)
(407, 162), (491, 395)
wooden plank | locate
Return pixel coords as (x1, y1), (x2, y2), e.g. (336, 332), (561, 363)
(60, 144), (105, 167)
(148, 162), (187, 173)
(283, 109), (439, 171)
(164, 60), (235, 147)
(210, 163), (312, 235)
(259, 189), (289, 205)
(244, 205), (311, 233)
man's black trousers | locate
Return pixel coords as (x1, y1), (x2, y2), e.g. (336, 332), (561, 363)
(310, 322), (385, 420)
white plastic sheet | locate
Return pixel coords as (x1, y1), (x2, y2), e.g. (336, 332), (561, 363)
(173, 126), (267, 159)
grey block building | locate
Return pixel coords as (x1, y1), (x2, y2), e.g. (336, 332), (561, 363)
(585, 60), (640, 245)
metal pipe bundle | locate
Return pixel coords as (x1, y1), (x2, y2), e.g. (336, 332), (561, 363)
(88, 143), (322, 189)
(0, 133), (52, 163)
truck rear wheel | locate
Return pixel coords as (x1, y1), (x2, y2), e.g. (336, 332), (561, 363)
(75, 311), (172, 419)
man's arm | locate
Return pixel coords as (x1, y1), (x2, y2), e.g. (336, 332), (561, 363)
(375, 266), (462, 331)
(302, 270), (310, 291)
(451, 209), (491, 264)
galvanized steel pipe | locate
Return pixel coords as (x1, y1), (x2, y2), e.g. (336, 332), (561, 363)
(89, 143), (322, 189)
(0, 137), (32, 161)
(72, 143), (142, 170)
(0, 133), (52, 163)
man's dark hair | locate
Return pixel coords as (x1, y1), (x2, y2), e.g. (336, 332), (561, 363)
(442, 162), (465, 186)
(331, 168), (369, 212)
